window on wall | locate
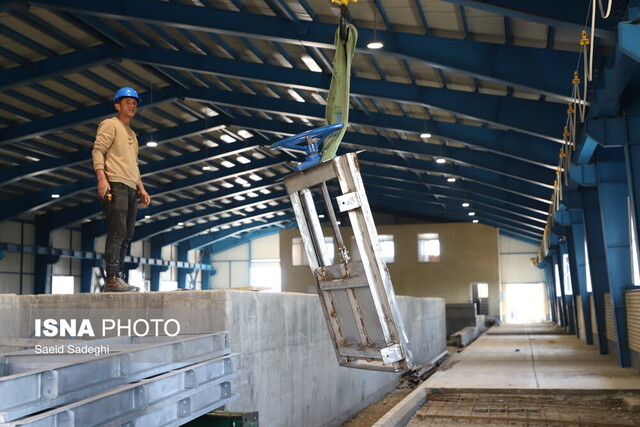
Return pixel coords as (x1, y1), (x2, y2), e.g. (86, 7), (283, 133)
(250, 260), (281, 291)
(379, 235), (395, 263)
(562, 253), (573, 295)
(292, 237), (334, 266)
(629, 198), (640, 286)
(418, 233), (440, 262)
(554, 263), (562, 297)
(51, 276), (74, 294)
(584, 237), (593, 293)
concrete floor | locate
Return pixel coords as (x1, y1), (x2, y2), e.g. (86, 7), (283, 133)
(425, 323), (640, 390)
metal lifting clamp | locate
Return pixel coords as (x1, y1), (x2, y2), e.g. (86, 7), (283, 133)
(332, 0), (357, 42)
(269, 123), (344, 171)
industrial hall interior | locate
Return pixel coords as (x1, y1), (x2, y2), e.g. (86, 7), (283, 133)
(1, 0), (640, 426)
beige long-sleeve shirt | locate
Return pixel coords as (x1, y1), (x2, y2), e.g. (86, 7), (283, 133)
(92, 117), (140, 190)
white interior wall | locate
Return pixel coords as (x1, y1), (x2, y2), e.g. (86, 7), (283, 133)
(499, 234), (544, 283)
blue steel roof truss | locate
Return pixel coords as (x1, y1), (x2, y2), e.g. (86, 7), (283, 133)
(0, 0), (632, 253)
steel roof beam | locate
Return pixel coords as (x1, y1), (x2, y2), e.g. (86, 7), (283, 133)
(26, 0), (578, 100)
(368, 193), (543, 240)
(0, 115), (227, 186)
(366, 180), (545, 232)
(180, 212), (295, 252)
(123, 46), (566, 141)
(0, 86), (180, 147)
(154, 203), (292, 247)
(133, 191), (288, 241)
(188, 101), (556, 187)
(357, 151), (552, 202)
(439, 0), (615, 40)
(197, 90), (560, 165)
(362, 171), (548, 221)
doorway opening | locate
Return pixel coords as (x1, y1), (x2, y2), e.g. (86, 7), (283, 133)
(504, 282), (547, 323)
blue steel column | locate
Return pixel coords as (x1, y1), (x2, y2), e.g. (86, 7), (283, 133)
(558, 237), (576, 334)
(177, 243), (189, 289)
(149, 236), (164, 291)
(596, 149), (632, 366)
(80, 222), (100, 293)
(549, 247), (568, 328)
(541, 258), (558, 323)
(624, 122), (640, 285)
(33, 225), (58, 294)
(582, 187), (611, 353)
(569, 210), (594, 344)
(200, 247), (213, 290)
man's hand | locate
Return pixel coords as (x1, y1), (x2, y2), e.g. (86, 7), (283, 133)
(96, 171), (110, 198)
(139, 189), (151, 207)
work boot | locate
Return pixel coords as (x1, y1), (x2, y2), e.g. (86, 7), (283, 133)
(104, 276), (139, 292)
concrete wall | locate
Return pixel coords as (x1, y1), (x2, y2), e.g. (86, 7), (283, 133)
(281, 222), (500, 314)
(0, 290), (446, 427)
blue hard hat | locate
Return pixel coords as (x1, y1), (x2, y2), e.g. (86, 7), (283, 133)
(113, 87), (142, 105)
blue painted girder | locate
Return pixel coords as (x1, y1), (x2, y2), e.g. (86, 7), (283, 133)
(122, 47), (567, 141)
(439, 0), (616, 39)
(27, 0), (578, 100)
(357, 151), (553, 203)
(365, 181), (545, 234)
(221, 112), (556, 190)
(155, 203), (293, 248)
(367, 182), (545, 234)
(367, 193), (542, 241)
(360, 164), (550, 216)
(0, 44), (114, 92)
(0, 115), (228, 187)
(195, 90), (560, 169)
(183, 214), (295, 252)
(37, 155), (287, 229)
(184, 91), (557, 187)
(132, 191), (288, 241)
(0, 86), (180, 147)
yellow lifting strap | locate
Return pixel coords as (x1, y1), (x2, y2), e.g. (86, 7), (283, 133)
(322, 1), (359, 161)
(331, 0), (358, 5)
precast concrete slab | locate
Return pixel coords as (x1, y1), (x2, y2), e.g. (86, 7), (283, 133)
(0, 333), (230, 422)
(6, 355), (239, 427)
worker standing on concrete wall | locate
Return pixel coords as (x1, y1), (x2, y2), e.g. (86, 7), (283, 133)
(92, 87), (151, 292)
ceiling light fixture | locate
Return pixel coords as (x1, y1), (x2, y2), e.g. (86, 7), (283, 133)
(367, 2), (383, 49)
(472, 219), (479, 223)
(301, 55), (323, 73)
(447, 177), (456, 183)
(462, 202), (470, 207)
(468, 212), (476, 216)
(436, 158), (446, 164)
(420, 133), (432, 139)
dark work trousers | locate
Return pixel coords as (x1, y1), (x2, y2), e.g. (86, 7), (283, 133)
(101, 182), (138, 278)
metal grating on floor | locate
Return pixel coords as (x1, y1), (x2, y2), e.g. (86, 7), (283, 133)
(407, 392), (640, 426)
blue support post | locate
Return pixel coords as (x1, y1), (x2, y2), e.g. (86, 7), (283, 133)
(34, 225), (57, 294)
(558, 238), (576, 334)
(596, 150), (632, 366)
(541, 258), (558, 323)
(80, 222), (100, 293)
(177, 243), (189, 290)
(549, 247), (568, 329)
(566, 218), (592, 342)
(200, 247), (213, 290)
(149, 237), (163, 292)
(568, 210), (594, 344)
(624, 124), (640, 285)
(581, 187), (611, 354)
